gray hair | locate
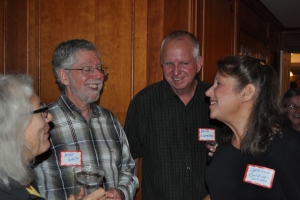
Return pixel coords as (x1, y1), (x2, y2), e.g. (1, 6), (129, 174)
(52, 39), (100, 91)
(282, 87), (300, 107)
(0, 74), (35, 189)
(160, 30), (200, 64)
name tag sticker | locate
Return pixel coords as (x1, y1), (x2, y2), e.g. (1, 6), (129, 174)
(243, 164), (275, 188)
(198, 128), (216, 141)
(60, 150), (82, 166)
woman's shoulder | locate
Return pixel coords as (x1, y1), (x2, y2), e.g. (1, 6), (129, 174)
(0, 186), (44, 200)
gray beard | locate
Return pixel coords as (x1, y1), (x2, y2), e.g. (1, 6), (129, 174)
(69, 77), (103, 103)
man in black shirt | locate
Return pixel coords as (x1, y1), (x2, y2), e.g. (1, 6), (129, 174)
(124, 30), (221, 199)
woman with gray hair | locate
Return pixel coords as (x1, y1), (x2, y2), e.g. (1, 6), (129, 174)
(282, 87), (300, 132)
(0, 74), (106, 200)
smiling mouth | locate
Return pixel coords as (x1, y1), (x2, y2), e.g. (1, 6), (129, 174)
(173, 77), (182, 81)
(86, 83), (99, 89)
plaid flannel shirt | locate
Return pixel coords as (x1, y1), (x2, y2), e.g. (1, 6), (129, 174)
(34, 94), (138, 200)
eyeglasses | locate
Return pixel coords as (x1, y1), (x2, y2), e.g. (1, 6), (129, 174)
(65, 65), (109, 77)
(32, 103), (48, 118)
(286, 104), (300, 110)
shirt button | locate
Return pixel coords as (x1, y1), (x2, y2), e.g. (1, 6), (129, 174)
(187, 166), (190, 170)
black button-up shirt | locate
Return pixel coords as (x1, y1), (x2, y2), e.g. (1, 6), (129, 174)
(124, 76), (222, 199)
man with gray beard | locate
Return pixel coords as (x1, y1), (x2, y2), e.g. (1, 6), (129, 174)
(34, 39), (138, 200)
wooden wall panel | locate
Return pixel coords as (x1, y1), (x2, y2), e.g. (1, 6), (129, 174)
(238, 0), (282, 73)
(39, 0), (98, 105)
(0, 1), (4, 73)
(147, 0), (164, 85)
(239, 0), (268, 44)
(238, 30), (268, 59)
(1, 0), (148, 126)
(163, 0), (189, 35)
(280, 50), (291, 96)
(94, 0), (132, 124)
(39, 0), (65, 104)
(147, 0), (197, 85)
(281, 30), (300, 53)
(133, 0), (148, 96)
(200, 0), (235, 84)
(28, 0), (40, 95)
(4, 0), (28, 73)
(27, 0), (139, 125)
(268, 23), (280, 72)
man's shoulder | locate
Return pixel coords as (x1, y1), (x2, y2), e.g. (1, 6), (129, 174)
(94, 104), (113, 114)
(132, 80), (166, 99)
(93, 104), (119, 120)
(48, 101), (59, 109)
(47, 101), (64, 117)
(197, 80), (212, 90)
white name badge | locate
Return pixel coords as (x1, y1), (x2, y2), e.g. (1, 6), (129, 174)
(198, 128), (216, 141)
(243, 164), (275, 188)
(60, 150), (82, 166)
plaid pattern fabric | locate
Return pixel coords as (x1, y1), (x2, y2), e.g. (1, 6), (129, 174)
(34, 94), (138, 200)
(124, 76), (222, 200)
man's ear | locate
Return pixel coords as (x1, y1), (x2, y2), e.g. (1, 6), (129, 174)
(58, 69), (70, 86)
(196, 56), (203, 73)
(241, 84), (256, 102)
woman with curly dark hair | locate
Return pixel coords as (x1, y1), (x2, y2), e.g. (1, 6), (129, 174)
(204, 56), (300, 200)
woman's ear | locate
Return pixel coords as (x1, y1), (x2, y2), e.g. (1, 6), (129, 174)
(241, 84), (256, 102)
(58, 69), (70, 86)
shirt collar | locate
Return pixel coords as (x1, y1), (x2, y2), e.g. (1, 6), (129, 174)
(58, 93), (101, 119)
(163, 75), (203, 100)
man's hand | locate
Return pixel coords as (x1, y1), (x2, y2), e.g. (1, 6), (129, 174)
(68, 187), (106, 200)
(206, 142), (218, 157)
(106, 188), (125, 200)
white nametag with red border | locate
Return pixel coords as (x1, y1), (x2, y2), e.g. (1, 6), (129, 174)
(198, 128), (216, 142)
(60, 150), (82, 166)
(243, 164), (275, 188)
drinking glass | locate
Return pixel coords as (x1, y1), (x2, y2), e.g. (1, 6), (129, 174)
(73, 164), (105, 195)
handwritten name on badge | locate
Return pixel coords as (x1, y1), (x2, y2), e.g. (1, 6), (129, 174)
(60, 151), (82, 166)
(198, 128), (216, 141)
(243, 164), (275, 188)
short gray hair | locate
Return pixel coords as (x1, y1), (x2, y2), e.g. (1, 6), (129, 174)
(160, 30), (200, 64)
(0, 74), (35, 189)
(282, 87), (300, 107)
(52, 39), (100, 91)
